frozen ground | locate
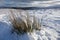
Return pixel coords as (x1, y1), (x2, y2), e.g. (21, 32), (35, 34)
(0, 9), (60, 40)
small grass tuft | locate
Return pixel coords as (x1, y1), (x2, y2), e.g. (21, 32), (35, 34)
(9, 10), (41, 35)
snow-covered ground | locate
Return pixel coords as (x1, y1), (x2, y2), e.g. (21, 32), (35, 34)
(0, 9), (60, 40)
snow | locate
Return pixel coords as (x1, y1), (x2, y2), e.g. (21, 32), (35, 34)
(0, 1), (60, 7)
(0, 9), (60, 40)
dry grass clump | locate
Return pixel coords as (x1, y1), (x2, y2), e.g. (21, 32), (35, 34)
(9, 9), (41, 34)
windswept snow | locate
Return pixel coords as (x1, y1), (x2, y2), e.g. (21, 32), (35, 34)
(0, 9), (60, 40)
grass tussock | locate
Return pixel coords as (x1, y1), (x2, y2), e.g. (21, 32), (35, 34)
(9, 10), (41, 34)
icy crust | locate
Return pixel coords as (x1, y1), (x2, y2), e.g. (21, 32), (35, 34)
(0, 9), (60, 40)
